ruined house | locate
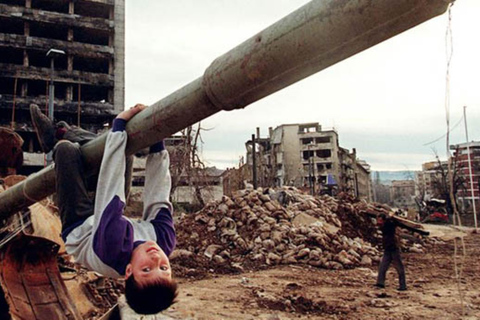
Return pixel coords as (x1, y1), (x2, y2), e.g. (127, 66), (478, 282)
(245, 123), (372, 200)
(415, 161), (444, 201)
(390, 180), (416, 209)
(0, 0), (125, 168)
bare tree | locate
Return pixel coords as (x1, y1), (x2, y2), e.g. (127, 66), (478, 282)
(166, 122), (212, 209)
(168, 140), (188, 197)
(430, 149), (466, 214)
(174, 123), (213, 208)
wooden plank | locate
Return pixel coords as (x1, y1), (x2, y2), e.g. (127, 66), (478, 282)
(362, 209), (429, 236)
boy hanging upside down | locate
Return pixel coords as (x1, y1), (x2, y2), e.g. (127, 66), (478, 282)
(30, 103), (178, 314)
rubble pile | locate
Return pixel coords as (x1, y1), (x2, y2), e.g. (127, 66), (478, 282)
(173, 187), (388, 275)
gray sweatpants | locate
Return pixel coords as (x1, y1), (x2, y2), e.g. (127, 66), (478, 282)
(53, 127), (133, 230)
(376, 249), (407, 289)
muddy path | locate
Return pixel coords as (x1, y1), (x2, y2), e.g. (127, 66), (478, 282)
(163, 231), (480, 320)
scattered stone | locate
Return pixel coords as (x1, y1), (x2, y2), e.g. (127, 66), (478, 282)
(173, 187), (430, 274)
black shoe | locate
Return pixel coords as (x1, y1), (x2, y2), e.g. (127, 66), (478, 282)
(397, 287), (407, 291)
(30, 104), (56, 153)
(374, 283), (385, 289)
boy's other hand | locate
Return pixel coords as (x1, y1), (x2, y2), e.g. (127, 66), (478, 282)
(116, 104), (147, 121)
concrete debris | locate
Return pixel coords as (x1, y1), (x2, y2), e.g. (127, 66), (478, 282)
(173, 187), (431, 276)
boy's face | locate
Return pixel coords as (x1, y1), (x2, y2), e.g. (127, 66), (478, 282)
(125, 241), (172, 285)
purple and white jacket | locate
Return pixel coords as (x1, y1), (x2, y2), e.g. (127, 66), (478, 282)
(63, 119), (176, 278)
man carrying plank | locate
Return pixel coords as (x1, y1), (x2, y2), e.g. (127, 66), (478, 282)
(374, 212), (428, 291)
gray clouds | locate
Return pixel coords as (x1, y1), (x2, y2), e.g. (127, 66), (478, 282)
(125, 0), (480, 171)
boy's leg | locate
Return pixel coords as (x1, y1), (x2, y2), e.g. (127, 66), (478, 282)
(57, 121), (98, 145)
(57, 122), (133, 195)
(30, 104), (56, 153)
(54, 141), (94, 229)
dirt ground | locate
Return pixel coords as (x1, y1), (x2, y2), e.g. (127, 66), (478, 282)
(162, 225), (480, 320)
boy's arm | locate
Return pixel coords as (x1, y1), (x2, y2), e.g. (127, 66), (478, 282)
(91, 105), (146, 272)
(144, 142), (176, 256)
(142, 141), (173, 221)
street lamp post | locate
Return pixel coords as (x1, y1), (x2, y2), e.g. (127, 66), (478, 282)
(45, 48), (65, 164)
(308, 142), (315, 196)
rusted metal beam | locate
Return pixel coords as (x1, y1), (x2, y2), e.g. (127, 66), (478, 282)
(0, 0), (452, 218)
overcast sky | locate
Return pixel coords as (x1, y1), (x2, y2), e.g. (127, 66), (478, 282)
(125, 0), (480, 171)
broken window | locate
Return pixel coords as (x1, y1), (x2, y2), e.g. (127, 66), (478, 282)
(31, 0), (69, 14)
(0, 47), (23, 65)
(30, 21), (68, 41)
(74, 1), (111, 19)
(316, 149), (331, 158)
(0, 17), (23, 35)
(315, 136), (330, 144)
(301, 138), (313, 145)
(78, 84), (109, 102)
(302, 150), (314, 160)
(0, 0), (24, 7)
(74, 56), (109, 74)
(73, 27), (109, 46)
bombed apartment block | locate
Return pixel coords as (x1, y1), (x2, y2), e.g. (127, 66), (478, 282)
(244, 123), (372, 201)
(0, 0), (125, 155)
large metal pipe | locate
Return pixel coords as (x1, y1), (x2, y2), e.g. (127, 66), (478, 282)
(0, 0), (451, 218)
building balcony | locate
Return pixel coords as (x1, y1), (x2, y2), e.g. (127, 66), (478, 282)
(300, 142), (332, 151)
(0, 63), (114, 86)
(0, 33), (114, 59)
(0, 4), (113, 31)
(302, 156), (332, 163)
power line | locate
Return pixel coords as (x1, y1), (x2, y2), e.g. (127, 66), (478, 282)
(422, 113), (463, 146)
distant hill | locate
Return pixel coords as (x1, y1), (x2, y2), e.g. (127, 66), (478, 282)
(372, 171), (417, 185)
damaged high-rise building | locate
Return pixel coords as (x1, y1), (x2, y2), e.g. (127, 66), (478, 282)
(0, 0), (125, 156)
(244, 123), (373, 201)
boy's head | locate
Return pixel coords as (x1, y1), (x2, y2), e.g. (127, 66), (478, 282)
(125, 241), (178, 314)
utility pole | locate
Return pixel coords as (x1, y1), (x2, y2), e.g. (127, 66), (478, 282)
(463, 106), (478, 231)
(308, 143), (315, 196)
(311, 150), (316, 196)
(308, 154), (313, 195)
(45, 48), (65, 165)
(252, 134), (257, 189)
